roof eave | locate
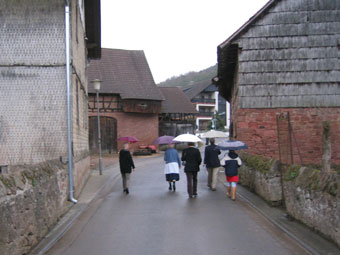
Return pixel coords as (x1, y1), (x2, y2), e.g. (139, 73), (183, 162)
(218, 0), (278, 50)
(85, 0), (101, 59)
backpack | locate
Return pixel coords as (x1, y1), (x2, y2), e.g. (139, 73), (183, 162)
(224, 159), (239, 177)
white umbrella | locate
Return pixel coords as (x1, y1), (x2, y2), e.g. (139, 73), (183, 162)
(201, 130), (228, 138)
(173, 134), (203, 144)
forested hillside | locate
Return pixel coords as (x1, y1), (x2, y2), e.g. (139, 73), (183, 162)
(157, 64), (217, 88)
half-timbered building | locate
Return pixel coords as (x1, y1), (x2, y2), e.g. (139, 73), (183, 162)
(88, 48), (164, 153)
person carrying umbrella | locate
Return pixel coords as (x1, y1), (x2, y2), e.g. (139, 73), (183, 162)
(181, 142), (202, 198)
(163, 143), (181, 191)
(204, 138), (221, 191)
(220, 150), (242, 201)
(119, 143), (135, 194)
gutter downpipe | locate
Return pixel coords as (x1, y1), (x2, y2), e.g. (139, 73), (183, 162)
(65, 0), (77, 204)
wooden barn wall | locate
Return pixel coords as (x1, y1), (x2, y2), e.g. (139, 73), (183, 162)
(234, 0), (340, 109)
(122, 99), (162, 114)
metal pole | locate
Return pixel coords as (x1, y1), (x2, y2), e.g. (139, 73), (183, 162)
(96, 91), (103, 175)
(65, 1), (77, 203)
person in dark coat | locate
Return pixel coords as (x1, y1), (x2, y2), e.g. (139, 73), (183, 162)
(181, 142), (202, 198)
(204, 138), (221, 191)
(220, 150), (242, 201)
(119, 143), (135, 194)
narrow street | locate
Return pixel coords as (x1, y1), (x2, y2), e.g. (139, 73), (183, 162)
(45, 154), (308, 255)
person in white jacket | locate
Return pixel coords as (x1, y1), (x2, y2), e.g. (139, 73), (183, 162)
(220, 150), (242, 200)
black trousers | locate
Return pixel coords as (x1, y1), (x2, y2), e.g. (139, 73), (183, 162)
(185, 171), (198, 196)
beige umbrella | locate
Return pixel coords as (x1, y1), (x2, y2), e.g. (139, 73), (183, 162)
(201, 130), (228, 138)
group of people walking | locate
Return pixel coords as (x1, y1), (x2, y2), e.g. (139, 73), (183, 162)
(118, 138), (242, 200)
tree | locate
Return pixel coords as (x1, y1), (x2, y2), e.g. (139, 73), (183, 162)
(206, 112), (226, 131)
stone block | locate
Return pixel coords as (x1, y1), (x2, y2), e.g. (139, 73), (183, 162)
(283, 165), (340, 246)
(239, 153), (283, 206)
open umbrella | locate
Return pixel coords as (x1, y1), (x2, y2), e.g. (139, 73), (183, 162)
(217, 140), (248, 150)
(173, 134), (203, 144)
(152, 136), (176, 145)
(117, 136), (139, 143)
(201, 130), (228, 138)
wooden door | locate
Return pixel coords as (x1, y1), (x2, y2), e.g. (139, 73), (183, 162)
(89, 116), (117, 154)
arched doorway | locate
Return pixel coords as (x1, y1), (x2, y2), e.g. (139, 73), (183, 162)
(89, 116), (117, 154)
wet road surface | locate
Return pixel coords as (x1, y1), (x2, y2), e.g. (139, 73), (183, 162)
(46, 154), (308, 255)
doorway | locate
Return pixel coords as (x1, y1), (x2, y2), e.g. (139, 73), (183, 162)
(89, 116), (117, 154)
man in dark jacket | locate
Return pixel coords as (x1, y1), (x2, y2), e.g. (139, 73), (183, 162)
(119, 143), (135, 194)
(181, 142), (202, 198)
(204, 138), (221, 191)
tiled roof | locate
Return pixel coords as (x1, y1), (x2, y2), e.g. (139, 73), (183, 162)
(182, 81), (215, 99)
(160, 87), (197, 114)
(88, 48), (164, 100)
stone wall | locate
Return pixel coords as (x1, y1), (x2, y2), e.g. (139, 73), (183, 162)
(239, 153), (340, 246)
(0, 160), (70, 255)
(282, 165), (340, 247)
(239, 153), (282, 206)
(0, 1), (92, 254)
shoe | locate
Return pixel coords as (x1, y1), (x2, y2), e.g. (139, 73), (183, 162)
(193, 193), (198, 197)
(125, 188), (129, 194)
(211, 188), (216, 191)
(189, 195), (193, 198)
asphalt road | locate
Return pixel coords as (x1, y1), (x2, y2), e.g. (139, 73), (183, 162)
(46, 154), (308, 255)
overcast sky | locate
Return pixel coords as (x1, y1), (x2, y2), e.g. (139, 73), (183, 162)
(101, 0), (269, 83)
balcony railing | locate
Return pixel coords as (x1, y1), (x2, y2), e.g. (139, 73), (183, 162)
(192, 98), (216, 104)
(197, 112), (214, 117)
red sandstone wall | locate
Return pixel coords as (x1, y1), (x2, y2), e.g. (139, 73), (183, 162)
(89, 112), (159, 152)
(233, 108), (340, 166)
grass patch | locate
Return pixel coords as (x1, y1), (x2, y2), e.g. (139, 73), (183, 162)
(0, 175), (16, 188)
(241, 153), (273, 173)
(283, 165), (300, 181)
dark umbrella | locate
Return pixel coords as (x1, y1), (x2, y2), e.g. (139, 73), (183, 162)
(117, 136), (139, 143)
(217, 140), (248, 150)
(152, 136), (176, 145)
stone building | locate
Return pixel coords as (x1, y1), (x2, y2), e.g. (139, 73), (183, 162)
(88, 48), (164, 153)
(0, 1), (100, 254)
(215, 0), (340, 166)
(182, 81), (228, 131)
(159, 87), (197, 136)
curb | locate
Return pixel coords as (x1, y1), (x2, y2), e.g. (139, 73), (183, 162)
(218, 173), (338, 255)
(235, 188), (319, 255)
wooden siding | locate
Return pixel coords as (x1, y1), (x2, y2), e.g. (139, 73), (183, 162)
(122, 99), (162, 114)
(88, 94), (122, 112)
(234, 0), (340, 109)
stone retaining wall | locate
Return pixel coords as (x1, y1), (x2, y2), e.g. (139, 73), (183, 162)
(282, 165), (340, 247)
(239, 153), (340, 246)
(239, 153), (283, 205)
(0, 160), (70, 255)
